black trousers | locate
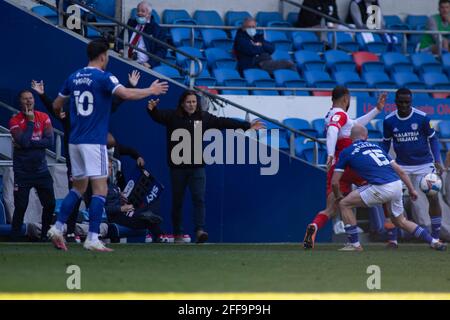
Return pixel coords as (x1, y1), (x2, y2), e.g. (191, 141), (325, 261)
(170, 167), (206, 235)
(108, 209), (162, 239)
(11, 171), (55, 240)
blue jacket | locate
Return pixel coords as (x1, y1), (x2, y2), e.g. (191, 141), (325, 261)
(233, 29), (275, 74)
(119, 17), (167, 68)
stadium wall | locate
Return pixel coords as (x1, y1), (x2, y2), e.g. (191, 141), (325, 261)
(0, 1), (331, 243)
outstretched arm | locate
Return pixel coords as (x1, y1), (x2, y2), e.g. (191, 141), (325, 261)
(355, 92), (386, 126)
(114, 79), (168, 100)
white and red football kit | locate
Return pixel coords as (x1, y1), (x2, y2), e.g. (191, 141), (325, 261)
(324, 107), (381, 195)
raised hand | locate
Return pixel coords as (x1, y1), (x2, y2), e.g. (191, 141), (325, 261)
(376, 92), (387, 111)
(31, 80), (45, 95)
(147, 99), (160, 111)
(137, 156), (145, 167)
(24, 107), (34, 122)
(149, 79), (169, 96)
(128, 70), (141, 87)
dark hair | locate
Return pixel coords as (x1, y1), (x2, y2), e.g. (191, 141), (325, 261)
(18, 89), (32, 99)
(87, 38), (110, 61)
(332, 86), (349, 101)
(440, 0), (450, 6)
(176, 90), (201, 116)
(396, 87), (412, 98)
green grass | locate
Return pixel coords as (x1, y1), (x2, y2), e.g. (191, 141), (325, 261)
(0, 243), (449, 293)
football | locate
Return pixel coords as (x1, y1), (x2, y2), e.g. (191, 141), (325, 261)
(419, 173), (442, 196)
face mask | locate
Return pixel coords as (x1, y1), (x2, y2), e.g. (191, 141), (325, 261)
(246, 28), (257, 37)
(136, 16), (147, 25)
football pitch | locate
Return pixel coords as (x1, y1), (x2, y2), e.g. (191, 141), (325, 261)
(0, 243), (449, 299)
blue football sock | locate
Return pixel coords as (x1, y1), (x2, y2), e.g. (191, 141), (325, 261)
(57, 189), (82, 227)
(413, 226), (433, 244)
(344, 225), (360, 246)
(431, 216), (442, 239)
(88, 195), (106, 234)
(386, 227), (398, 243)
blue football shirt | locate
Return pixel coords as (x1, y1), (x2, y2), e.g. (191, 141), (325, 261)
(59, 66), (122, 145)
(383, 108), (435, 166)
(335, 140), (399, 185)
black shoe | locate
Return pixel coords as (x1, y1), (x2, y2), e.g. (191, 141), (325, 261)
(196, 230), (208, 243)
(303, 224), (317, 250)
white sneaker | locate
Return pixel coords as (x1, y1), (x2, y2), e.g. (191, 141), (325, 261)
(83, 239), (113, 252)
(47, 226), (67, 251)
(338, 243), (363, 252)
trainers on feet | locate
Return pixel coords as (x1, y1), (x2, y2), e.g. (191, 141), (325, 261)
(303, 224), (317, 249)
(83, 239), (113, 252)
(338, 243), (363, 252)
(47, 226), (67, 251)
(196, 230), (208, 243)
(430, 241), (447, 251)
(386, 241), (398, 249)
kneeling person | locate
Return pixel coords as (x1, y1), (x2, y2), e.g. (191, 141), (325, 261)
(331, 124), (446, 252)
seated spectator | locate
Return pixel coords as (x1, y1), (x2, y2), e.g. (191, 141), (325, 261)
(118, 1), (167, 68)
(103, 157), (163, 242)
(234, 17), (296, 75)
(346, 0), (384, 29)
(8, 90), (55, 242)
(420, 0), (450, 54)
(296, 0), (340, 28)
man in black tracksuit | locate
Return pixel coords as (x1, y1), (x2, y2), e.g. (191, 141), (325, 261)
(146, 90), (263, 243)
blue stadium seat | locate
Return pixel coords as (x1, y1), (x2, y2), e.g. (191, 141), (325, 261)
(256, 11), (285, 27)
(194, 69), (216, 87)
(271, 50), (293, 63)
(255, 120), (289, 149)
(163, 9), (196, 24)
(175, 46), (205, 68)
(295, 140), (326, 164)
(31, 5), (58, 24)
(225, 11), (251, 26)
(294, 51), (326, 72)
(356, 33), (388, 54)
(324, 50), (356, 72)
(422, 72), (450, 90)
(328, 32), (359, 52)
(351, 91), (372, 100)
(213, 69), (247, 94)
(362, 71), (397, 88)
(406, 15), (428, 30)
(193, 10), (224, 26)
(264, 31), (292, 51)
(130, 8), (160, 23)
(94, 0), (116, 23)
(384, 15), (409, 29)
(204, 48), (237, 69)
(243, 69), (278, 96)
(411, 52), (443, 73)
(304, 71), (336, 88)
(442, 53), (450, 78)
(438, 120), (450, 138)
(273, 69), (307, 96)
(312, 118), (326, 138)
(153, 66), (185, 82)
(333, 71), (367, 88)
(201, 29), (233, 50)
(393, 72), (426, 89)
(286, 12), (298, 26)
(382, 52), (414, 73)
(170, 28), (203, 49)
(292, 31), (323, 52)
(282, 118), (317, 141)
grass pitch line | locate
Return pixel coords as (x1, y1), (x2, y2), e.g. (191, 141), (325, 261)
(1, 292), (450, 300)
